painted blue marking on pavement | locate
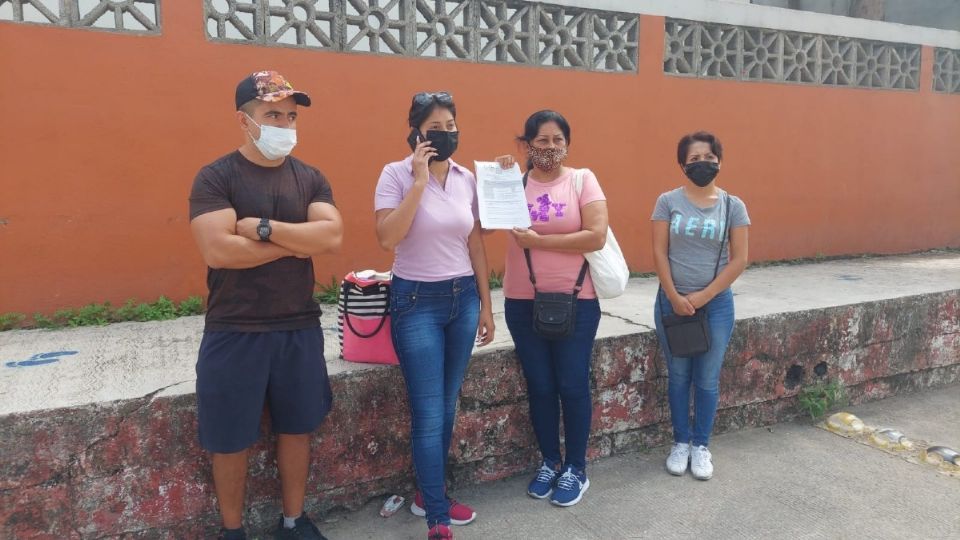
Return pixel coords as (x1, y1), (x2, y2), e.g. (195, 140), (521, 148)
(4, 350), (78, 368)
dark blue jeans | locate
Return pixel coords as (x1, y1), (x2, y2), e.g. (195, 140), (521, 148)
(390, 275), (480, 527)
(504, 298), (601, 470)
(654, 288), (735, 447)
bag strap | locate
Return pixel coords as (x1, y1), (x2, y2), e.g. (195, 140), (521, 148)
(712, 193), (733, 280)
(657, 285), (667, 318)
(342, 281), (390, 338)
(573, 258), (590, 295)
(524, 248), (589, 295)
(523, 247), (538, 288)
(573, 168), (584, 196)
(571, 168), (590, 295)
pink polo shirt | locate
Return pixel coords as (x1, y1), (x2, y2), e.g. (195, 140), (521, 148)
(503, 168), (606, 300)
(374, 156), (479, 282)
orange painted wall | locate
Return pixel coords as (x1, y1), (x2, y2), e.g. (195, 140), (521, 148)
(1, 3), (958, 314)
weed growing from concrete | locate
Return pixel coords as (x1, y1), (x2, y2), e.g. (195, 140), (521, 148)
(488, 270), (504, 290)
(797, 379), (848, 419)
(314, 277), (342, 305)
(0, 313), (26, 331)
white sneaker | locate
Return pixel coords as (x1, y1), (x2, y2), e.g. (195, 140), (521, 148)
(666, 443), (690, 476)
(690, 445), (713, 480)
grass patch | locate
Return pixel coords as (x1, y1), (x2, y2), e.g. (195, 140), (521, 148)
(177, 295), (205, 316)
(797, 379), (848, 420)
(488, 270), (504, 290)
(0, 313), (26, 331)
(314, 277), (341, 305)
(3, 296), (205, 331)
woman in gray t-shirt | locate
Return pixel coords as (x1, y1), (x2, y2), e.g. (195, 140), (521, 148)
(650, 131), (751, 481)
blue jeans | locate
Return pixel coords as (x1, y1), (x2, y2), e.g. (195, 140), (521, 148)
(654, 288), (735, 447)
(390, 275), (480, 527)
(504, 298), (601, 470)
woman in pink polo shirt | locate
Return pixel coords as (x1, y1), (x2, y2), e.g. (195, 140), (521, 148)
(496, 110), (608, 508)
(374, 92), (495, 540)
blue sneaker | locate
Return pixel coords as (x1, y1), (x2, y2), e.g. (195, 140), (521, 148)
(549, 465), (589, 507)
(527, 460), (560, 499)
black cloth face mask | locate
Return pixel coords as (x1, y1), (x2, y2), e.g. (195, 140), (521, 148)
(684, 161), (720, 187)
(424, 130), (459, 162)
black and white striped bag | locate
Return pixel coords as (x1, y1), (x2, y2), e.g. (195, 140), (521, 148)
(336, 270), (398, 365)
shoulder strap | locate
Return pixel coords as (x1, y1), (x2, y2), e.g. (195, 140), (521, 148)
(573, 258), (590, 295)
(523, 248), (537, 289)
(712, 193), (732, 280)
(524, 248), (590, 295)
(522, 168), (590, 295)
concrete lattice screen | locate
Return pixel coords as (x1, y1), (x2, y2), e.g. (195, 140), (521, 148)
(0, 0), (160, 32)
(202, 0), (641, 72)
(4, 0), (954, 91)
(663, 18), (921, 90)
(934, 46), (960, 93)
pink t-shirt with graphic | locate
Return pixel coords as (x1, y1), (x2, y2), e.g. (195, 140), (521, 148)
(503, 168), (606, 300)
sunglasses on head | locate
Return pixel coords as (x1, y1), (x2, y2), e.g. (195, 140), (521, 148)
(412, 91), (454, 107)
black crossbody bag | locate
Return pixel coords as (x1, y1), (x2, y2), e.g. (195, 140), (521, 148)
(525, 249), (589, 340)
(659, 194), (731, 357)
(520, 170), (589, 340)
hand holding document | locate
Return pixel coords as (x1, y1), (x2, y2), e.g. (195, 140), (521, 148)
(474, 161), (532, 230)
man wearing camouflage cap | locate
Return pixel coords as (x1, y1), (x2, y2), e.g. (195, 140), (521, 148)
(189, 70), (342, 540)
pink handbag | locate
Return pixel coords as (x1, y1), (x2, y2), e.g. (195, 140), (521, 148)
(337, 270), (399, 365)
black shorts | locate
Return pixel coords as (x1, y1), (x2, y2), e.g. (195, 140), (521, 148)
(195, 327), (333, 453)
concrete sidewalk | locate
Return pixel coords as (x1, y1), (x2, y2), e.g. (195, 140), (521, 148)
(1, 251), (958, 415)
(318, 384), (960, 540)
(1, 252), (957, 538)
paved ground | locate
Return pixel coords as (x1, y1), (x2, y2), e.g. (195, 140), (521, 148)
(1, 251), (958, 416)
(318, 384), (960, 540)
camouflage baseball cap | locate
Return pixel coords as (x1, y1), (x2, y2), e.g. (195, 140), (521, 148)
(235, 70), (311, 110)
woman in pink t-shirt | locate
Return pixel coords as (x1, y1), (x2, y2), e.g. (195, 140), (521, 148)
(495, 110), (608, 508)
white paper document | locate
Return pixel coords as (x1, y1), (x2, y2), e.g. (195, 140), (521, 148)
(474, 161), (532, 230)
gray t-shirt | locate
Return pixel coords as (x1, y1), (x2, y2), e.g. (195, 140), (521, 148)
(651, 187), (751, 294)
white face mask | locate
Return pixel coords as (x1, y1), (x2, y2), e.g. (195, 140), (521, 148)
(245, 113), (297, 160)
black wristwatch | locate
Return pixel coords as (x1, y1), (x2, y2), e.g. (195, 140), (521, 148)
(256, 218), (272, 242)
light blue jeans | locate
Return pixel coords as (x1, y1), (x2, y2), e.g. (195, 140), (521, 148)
(654, 288), (735, 447)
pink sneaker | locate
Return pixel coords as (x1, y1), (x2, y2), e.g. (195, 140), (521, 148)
(427, 524), (453, 540)
(411, 491), (477, 526)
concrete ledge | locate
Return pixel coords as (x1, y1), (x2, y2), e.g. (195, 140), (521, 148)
(1, 254), (958, 538)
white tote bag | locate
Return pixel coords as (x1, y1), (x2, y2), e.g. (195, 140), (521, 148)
(574, 169), (629, 299)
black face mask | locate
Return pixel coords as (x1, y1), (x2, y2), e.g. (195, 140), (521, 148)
(683, 161), (720, 187)
(424, 130), (459, 162)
